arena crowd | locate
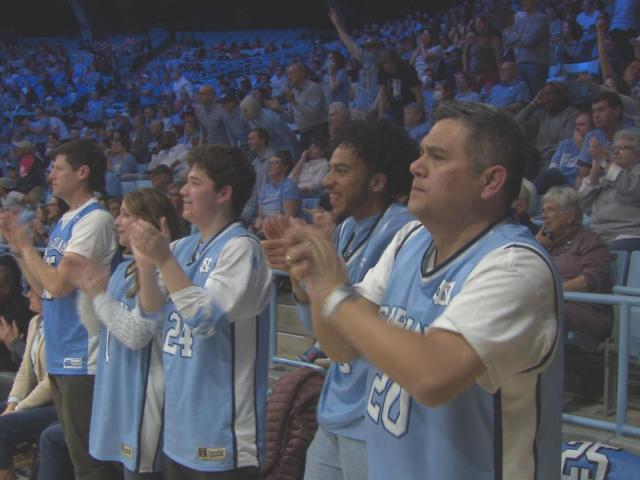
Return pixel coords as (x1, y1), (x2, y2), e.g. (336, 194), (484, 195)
(0, 0), (640, 478)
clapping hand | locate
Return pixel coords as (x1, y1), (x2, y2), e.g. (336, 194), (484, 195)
(129, 218), (172, 267)
(284, 224), (349, 306)
(64, 255), (110, 299)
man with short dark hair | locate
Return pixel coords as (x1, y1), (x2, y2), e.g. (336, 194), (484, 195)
(262, 120), (418, 480)
(282, 103), (562, 479)
(576, 90), (624, 186)
(0, 139), (119, 479)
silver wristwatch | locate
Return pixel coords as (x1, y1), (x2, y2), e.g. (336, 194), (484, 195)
(321, 285), (356, 319)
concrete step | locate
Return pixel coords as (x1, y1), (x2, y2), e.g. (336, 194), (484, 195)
(276, 303), (311, 337)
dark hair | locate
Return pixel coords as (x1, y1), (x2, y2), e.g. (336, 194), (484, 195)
(49, 195), (69, 218)
(309, 136), (329, 156)
(250, 127), (270, 146)
(591, 90), (623, 118)
(379, 49), (402, 68)
(113, 132), (131, 151)
(0, 255), (22, 297)
(564, 19), (583, 41)
(330, 51), (347, 69)
(333, 120), (418, 204)
(187, 145), (256, 216)
(54, 140), (107, 194)
(432, 101), (528, 205)
(273, 150), (295, 174)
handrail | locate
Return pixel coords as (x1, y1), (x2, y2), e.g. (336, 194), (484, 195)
(563, 291), (640, 437)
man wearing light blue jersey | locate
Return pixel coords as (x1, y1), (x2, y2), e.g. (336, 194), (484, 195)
(263, 120), (417, 480)
(0, 140), (119, 479)
(128, 145), (271, 480)
(284, 102), (562, 480)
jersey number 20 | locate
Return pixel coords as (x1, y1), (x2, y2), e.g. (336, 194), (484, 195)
(367, 371), (411, 438)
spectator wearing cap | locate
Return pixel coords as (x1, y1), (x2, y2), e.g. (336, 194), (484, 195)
(194, 85), (230, 146)
(516, 81), (580, 164)
(502, 0), (550, 97)
(0, 178), (35, 210)
(483, 62), (531, 112)
(219, 91), (251, 150)
(240, 95), (299, 158)
(146, 164), (174, 197)
(13, 141), (44, 203)
(148, 130), (189, 179)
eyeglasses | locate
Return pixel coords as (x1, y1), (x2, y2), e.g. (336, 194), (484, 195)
(613, 144), (636, 153)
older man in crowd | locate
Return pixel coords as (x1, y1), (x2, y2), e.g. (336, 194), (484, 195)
(282, 62), (328, 148)
(195, 84), (230, 146)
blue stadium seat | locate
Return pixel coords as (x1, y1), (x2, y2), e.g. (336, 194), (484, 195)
(621, 251), (640, 360)
(121, 181), (137, 194)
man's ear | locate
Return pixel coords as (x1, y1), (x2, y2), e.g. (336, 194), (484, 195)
(369, 172), (387, 194)
(479, 164), (508, 201)
(216, 184), (233, 205)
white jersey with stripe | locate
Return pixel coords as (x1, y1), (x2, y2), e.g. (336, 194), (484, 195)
(162, 223), (271, 472)
(355, 219), (563, 480)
